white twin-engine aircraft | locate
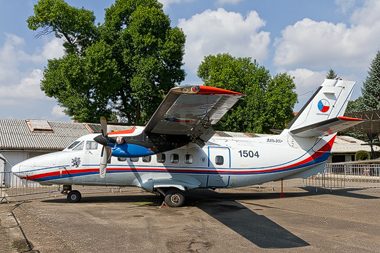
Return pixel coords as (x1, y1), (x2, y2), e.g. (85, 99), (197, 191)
(13, 79), (363, 206)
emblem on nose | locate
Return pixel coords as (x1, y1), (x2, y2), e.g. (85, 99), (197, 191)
(72, 157), (81, 168)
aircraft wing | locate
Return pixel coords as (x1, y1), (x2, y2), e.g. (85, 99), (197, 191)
(290, 116), (364, 137)
(144, 86), (243, 142)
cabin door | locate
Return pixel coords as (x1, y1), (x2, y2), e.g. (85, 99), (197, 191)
(207, 147), (231, 187)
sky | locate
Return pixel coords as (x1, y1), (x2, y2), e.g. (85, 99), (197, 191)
(1, 0), (380, 122)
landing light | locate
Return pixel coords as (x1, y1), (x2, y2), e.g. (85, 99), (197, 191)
(172, 86), (200, 94)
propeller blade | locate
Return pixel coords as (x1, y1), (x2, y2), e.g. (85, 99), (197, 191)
(100, 146), (107, 178)
(99, 117), (109, 178)
(100, 116), (108, 137)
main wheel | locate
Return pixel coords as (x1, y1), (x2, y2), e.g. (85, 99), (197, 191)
(164, 189), (185, 207)
(67, 190), (82, 203)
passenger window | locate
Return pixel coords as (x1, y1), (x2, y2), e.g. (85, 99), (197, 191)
(170, 154), (179, 164)
(157, 153), (166, 163)
(130, 157), (139, 162)
(215, 156), (224, 165)
(143, 156), (151, 163)
(73, 141), (84, 150)
(118, 157), (127, 162)
(86, 141), (98, 150)
(185, 154), (193, 164)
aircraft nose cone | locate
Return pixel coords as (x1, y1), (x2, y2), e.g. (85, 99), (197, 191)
(12, 161), (27, 178)
(12, 160), (34, 179)
(12, 163), (20, 174)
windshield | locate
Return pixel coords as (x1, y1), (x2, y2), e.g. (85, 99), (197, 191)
(67, 141), (81, 149)
(86, 141), (98, 150)
(73, 141), (84, 150)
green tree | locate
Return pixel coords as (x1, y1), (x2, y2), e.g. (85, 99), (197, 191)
(346, 97), (363, 112)
(326, 68), (340, 80)
(197, 53), (297, 133)
(27, 0), (185, 124)
(358, 50), (380, 111)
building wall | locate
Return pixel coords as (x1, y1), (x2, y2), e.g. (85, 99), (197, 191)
(0, 151), (53, 187)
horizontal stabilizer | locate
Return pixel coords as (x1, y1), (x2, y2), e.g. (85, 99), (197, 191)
(290, 116), (364, 137)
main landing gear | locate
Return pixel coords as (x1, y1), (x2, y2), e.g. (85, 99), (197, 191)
(158, 188), (185, 207)
(61, 185), (82, 203)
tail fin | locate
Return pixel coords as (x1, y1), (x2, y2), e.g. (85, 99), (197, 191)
(284, 79), (363, 137)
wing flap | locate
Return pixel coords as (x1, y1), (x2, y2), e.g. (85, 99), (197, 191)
(144, 86), (243, 141)
(290, 116), (364, 137)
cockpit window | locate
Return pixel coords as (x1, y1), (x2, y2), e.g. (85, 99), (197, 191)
(73, 141), (84, 150)
(86, 141), (98, 150)
(67, 141), (80, 149)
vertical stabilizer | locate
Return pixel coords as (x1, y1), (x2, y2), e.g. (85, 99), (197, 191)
(283, 79), (358, 137)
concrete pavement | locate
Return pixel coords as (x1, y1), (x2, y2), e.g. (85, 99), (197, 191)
(1, 186), (380, 252)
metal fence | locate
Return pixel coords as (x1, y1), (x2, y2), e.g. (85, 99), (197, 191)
(1, 171), (60, 203)
(259, 163), (380, 190)
(2, 163), (380, 203)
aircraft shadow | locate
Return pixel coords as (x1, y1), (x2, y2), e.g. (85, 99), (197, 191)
(41, 194), (162, 205)
(186, 189), (309, 249)
(187, 187), (380, 202)
(300, 187), (380, 200)
(183, 187), (379, 248)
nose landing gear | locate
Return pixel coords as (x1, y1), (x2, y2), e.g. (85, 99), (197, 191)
(61, 185), (82, 203)
(67, 190), (82, 203)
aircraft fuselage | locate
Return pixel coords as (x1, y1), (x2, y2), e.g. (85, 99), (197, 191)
(12, 132), (334, 191)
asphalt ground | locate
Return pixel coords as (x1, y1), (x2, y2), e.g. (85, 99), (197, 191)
(1, 186), (380, 253)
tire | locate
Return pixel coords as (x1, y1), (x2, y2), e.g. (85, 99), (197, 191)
(164, 189), (185, 207)
(67, 190), (82, 203)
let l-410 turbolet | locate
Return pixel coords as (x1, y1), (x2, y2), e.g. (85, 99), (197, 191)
(12, 80), (363, 206)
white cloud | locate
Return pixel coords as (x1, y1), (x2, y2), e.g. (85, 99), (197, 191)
(350, 0), (380, 26)
(159, 0), (194, 10)
(178, 8), (270, 73)
(0, 69), (46, 101)
(0, 33), (64, 105)
(274, 0), (380, 72)
(51, 105), (67, 118)
(288, 68), (326, 97)
(41, 37), (65, 61)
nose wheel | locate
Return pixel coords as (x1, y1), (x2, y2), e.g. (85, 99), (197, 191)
(67, 190), (82, 203)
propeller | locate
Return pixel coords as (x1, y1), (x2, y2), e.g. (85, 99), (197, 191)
(95, 117), (112, 178)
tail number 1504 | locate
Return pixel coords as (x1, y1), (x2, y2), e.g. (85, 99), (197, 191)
(238, 150), (259, 158)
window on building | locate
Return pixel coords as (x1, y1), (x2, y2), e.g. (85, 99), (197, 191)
(215, 155), (224, 165)
(170, 154), (179, 164)
(332, 155), (345, 163)
(185, 154), (193, 164)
